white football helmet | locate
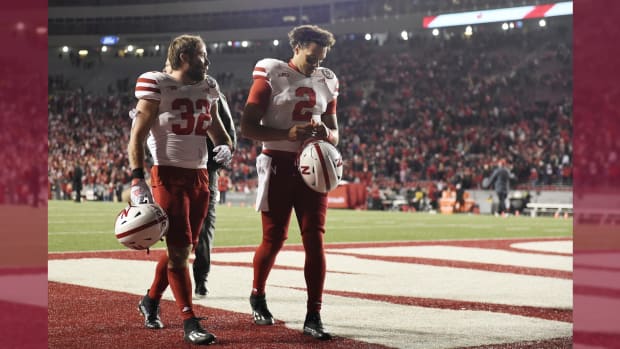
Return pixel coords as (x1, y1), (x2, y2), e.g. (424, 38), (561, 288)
(114, 203), (169, 250)
(298, 140), (344, 193)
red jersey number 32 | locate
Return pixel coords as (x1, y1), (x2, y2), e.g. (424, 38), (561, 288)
(171, 98), (212, 135)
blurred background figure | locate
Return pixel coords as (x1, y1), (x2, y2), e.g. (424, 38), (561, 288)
(72, 162), (83, 203)
(486, 159), (515, 216)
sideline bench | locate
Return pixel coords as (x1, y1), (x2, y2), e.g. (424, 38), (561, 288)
(526, 203), (573, 217)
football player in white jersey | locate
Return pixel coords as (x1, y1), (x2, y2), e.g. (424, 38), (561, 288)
(163, 59), (238, 300)
(240, 25), (339, 340)
(129, 34), (232, 346)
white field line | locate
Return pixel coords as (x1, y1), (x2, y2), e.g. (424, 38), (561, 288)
(510, 240), (573, 254)
(324, 245), (572, 271)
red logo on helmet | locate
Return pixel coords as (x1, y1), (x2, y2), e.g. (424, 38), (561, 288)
(119, 207), (131, 219)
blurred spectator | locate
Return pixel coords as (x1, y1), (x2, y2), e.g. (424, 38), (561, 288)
(72, 162), (83, 203)
(486, 159), (516, 215)
(218, 169), (231, 205)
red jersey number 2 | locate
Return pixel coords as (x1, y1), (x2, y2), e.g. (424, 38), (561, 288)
(292, 87), (316, 121)
(171, 98), (212, 135)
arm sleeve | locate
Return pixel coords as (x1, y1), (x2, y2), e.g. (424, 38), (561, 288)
(246, 78), (271, 112)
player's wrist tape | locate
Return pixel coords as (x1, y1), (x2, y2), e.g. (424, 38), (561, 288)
(131, 168), (145, 179)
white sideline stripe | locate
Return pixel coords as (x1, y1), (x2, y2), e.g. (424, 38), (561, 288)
(48, 259), (571, 349)
(323, 245), (573, 272)
(575, 252), (620, 269)
(0, 274), (47, 307)
(510, 240), (573, 254)
(211, 251), (572, 308)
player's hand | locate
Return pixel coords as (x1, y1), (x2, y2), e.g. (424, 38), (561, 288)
(310, 119), (330, 139)
(130, 178), (154, 205)
(288, 123), (313, 142)
(213, 145), (232, 167)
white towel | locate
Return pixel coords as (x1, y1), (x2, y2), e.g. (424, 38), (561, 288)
(255, 153), (272, 212)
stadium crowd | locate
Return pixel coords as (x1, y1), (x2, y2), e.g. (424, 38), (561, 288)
(48, 26), (573, 205)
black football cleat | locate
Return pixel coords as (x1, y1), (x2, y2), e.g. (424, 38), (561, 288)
(138, 291), (164, 329)
(183, 317), (216, 345)
(194, 282), (209, 299)
(249, 293), (275, 325)
(303, 312), (332, 340)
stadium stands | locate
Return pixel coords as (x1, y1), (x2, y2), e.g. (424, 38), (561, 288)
(48, 15), (573, 209)
(48, 0), (573, 208)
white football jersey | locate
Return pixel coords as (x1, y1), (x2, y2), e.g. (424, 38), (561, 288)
(252, 58), (339, 152)
(135, 71), (220, 169)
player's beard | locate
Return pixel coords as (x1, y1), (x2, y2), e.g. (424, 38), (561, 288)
(187, 65), (205, 83)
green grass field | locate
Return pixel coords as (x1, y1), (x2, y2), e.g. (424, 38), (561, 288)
(48, 200), (573, 252)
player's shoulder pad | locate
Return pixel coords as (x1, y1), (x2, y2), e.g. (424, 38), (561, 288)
(202, 75), (220, 99)
(138, 71), (166, 83)
(318, 67), (337, 80)
(136, 71), (166, 100)
(254, 58), (286, 78)
(318, 67), (338, 97)
(205, 75), (219, 89)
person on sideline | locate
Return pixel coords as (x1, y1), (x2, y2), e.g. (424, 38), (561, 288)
(217, 169), (231, 205)
(487, 159), (515, 216)
(193, 90), (237, 299)
(129, 34), (232, 345)
(72, 162), (83, 203)
(240, 24), (339, 340)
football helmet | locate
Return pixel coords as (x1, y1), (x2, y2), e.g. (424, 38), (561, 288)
(298, 140), (343, 193)
(114, 203), (169, 250)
